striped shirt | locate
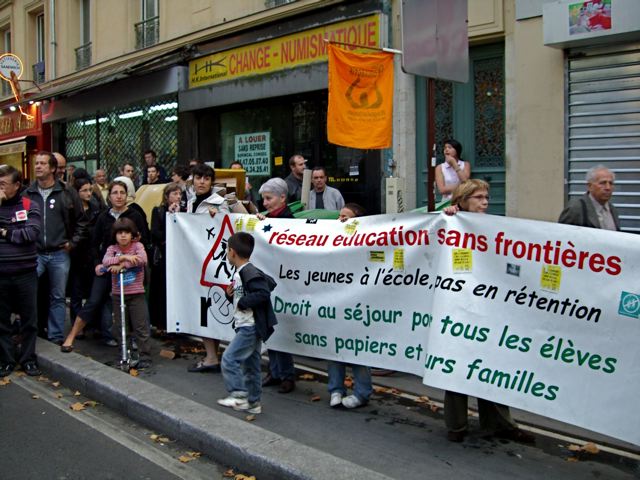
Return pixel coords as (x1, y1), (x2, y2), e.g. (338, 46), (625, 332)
(102, 241), (147, 295)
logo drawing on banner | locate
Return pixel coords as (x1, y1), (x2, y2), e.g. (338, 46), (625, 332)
(200, 215), (236, 288)
(618, 291), (640, 319)
(346, 77), (383, 109)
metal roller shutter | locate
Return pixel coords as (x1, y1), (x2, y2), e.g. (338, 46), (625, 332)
(566, 41), (640, 233)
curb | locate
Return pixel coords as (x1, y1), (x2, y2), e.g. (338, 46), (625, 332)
(36, 339), (393, 480)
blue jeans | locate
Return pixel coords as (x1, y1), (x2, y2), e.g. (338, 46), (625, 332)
(37, 250), (71, 343)
(268, 350), (295, 381)
(221, 326), (262, 403)
(327, 361), (373, 403)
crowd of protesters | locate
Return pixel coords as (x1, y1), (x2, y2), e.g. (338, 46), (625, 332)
(1, 142), (617, 443)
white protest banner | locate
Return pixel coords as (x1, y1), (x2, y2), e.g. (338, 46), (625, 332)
(234, 132), (271, 176)
(166, 212), (639, 446)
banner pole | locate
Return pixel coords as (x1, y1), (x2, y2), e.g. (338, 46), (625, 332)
(323, 38), (402, 55)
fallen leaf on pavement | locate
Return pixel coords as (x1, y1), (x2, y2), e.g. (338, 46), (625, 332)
(52, 381), (60, 387)
(150, 434), (159, 441)
(373, 386), (390, 394)
(70, 402), (86, 411)
(178, 455), (195, 463)
(416, 396), (430, 404)
(159, 349), (176, 360)
(31, 394), (39, 399)
(159, 437), (170, 443)
(129, 369), (139, 377)
(566, 457), (579, 462)
(245, 414), (256, 422)
(14, 371), (26, 377)
(55, 393), (63, 399)
(298, 373), (314, 381)
(234, 475), (256, 480)
(0, 377), (10, 386)
(567, 444), (581, 452)
(37, 376), (48, 382)
(581, 443), (599, 454)
(390, 388), (401, 395)
(83, 401), (98, 408)
(223, 469), (235, 478)
(73, 391), (81, 396)
(310, 395), (321, 402)
(187, 452), (201, 458)
(430, 404), (439, 413)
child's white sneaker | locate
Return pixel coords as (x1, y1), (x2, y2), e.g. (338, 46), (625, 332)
(217, 395), (248, 410)
(234, 401), (262, 414)
(330, 392), (343, 407)
(342, 395), (365, 409)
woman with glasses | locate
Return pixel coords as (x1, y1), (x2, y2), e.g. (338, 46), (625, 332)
(442, 180), (534, 444)
(435, 139), (471, 201)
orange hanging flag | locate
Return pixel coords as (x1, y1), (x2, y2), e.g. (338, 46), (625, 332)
(327, 44), (394, 150)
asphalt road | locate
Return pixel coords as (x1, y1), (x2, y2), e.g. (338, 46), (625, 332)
(0, 374), (240, 480)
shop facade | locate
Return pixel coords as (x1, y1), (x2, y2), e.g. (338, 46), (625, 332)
(179, 1), (388, 213)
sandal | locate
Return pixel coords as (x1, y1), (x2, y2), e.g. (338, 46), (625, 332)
(60, 345), (74, 353)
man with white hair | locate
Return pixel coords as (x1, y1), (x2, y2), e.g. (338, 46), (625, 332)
(558, 165), (620, 231)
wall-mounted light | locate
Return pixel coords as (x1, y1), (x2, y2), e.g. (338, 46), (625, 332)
(9, 105), (16, 111)
(34, 101), (41, 106)
(28, 100), (34, 105)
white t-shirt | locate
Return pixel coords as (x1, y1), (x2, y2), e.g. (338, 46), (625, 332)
(232, 264), (255, 328)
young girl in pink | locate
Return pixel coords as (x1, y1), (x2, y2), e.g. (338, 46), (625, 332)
(102, 218), (151, 368)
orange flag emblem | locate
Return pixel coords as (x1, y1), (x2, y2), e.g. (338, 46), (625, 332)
(327, 44), (394, 149)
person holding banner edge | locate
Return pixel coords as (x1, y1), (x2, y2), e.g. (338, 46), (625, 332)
(256, 178), (296, 393)
(443, 179), (535, 444)
(184, 164), (230, 374)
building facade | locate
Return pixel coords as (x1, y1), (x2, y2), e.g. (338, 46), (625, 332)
(0, 0), (637, 228)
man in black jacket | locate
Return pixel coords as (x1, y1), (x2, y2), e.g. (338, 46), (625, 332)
(24, 151), (87, 344)
(0, 165), (42, 376)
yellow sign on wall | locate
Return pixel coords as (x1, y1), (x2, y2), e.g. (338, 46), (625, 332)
(189, 14), (381, 89)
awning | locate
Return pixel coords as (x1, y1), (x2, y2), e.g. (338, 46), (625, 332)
(27, 48), (185, 103)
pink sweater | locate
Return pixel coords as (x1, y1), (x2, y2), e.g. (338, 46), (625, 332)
(102, 241), (147, 295)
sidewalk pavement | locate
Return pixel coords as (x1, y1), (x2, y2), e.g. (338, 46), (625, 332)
(34, 335), (639, 480)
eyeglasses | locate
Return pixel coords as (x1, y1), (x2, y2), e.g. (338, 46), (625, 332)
(468, 194), (490, 201)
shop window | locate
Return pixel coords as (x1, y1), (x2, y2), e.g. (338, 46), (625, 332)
(64, 98), (178, 180)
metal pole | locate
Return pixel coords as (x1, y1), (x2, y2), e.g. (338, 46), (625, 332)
(427, 78), (436, 211)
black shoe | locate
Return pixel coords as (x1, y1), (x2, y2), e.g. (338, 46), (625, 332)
(137, 358), (152, 369)
(22, 362), (42, 377)
(0, 364), (14, 377)
(278, 379), (295, 394)
(187, 361), (221, 373)
(262, 374), (282, 387)
(447, 430), (466, 443)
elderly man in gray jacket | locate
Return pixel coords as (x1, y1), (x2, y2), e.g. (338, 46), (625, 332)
(308, 167), (345, 211)
(558, 165), (620, 231)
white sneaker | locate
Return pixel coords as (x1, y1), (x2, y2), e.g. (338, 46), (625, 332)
(342, 395), (364, 409)
(234, 401), (262, 414)
(217, 395), (248, 410)
(330, 392), (343, 407)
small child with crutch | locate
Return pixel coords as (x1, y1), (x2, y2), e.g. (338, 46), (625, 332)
(102, 218), (152, 369)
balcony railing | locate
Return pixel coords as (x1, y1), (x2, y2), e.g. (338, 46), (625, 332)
(135, 16), (159, 50)
(75, 42), (92, 71)
(32, 61), (45, 84)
